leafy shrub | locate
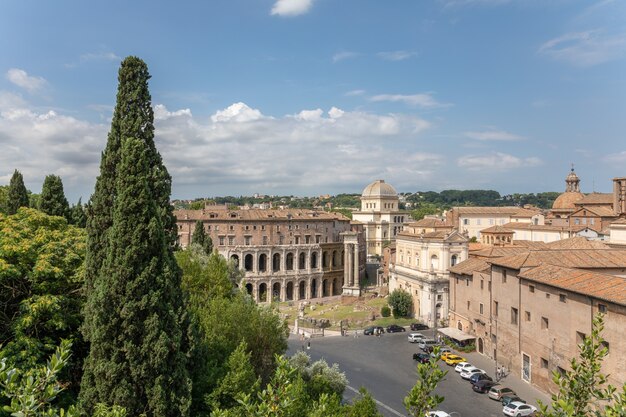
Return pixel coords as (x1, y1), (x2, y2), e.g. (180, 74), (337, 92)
(381, 306), (391, 317)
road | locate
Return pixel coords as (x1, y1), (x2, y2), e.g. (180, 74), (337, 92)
(287, 329), (542, 417)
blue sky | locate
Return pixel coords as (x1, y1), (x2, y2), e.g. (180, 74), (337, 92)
(1, 0), (625, 202)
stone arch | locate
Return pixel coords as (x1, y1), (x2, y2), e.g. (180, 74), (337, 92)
(230, 254), (239, 268)
(286, 252), (294, 270)
(333, 277), (342, 295)
(273, 253), (281, 272)
(299, 252), (306, 270)
(244, 254), (254, 272)
(298, 281), (306, 300)
(323, 251), (329, 268)
(258, 283), (268, 303)
(322, 279), (329, 297)
(310, 278), (318, 299)
(286, 281), (294, 301)
(311, 252), (318, 269)
(245, 283), (253, 296)
(332, 250), (339, 267)
(478, 337), (484, 354)
(451, 254), (458, 267)
(259, 253), (267, 272)
(272, 282), (281, 302)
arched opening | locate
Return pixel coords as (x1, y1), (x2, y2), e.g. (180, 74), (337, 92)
(259, 253), (267, 272)
(311, 252), (318, 269)
(340, 251), (344, 266)
(457, 321), (463, 331)
(311, 279), (317, 299)
(244, 254), (253, 272)
(322, 279), (329, 297)
(245, 283), (253, 296)
(322, 251), (329, 268)
(430, 255), (439, 270)
(298, 281), (306, 300)
(451, 254), (458, 267)
(272, 282), (281, 302)
(286, 253), (294, 270)
(478, 338), (484, 354)
(435, 303), (442, 321)
(333, 277), (342, 295)
(230, 254), (239, 268)
(286, 281), (294, 301)
(332, 251), (338, 267)
(258, 283), (267, 303)
(299, 252), (306, 270)
(272, 253), (281, 272)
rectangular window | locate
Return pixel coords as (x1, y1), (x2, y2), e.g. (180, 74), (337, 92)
(488, 281), (492, 291)
(463, 219), (469, 225)
(228, 237), (234, 245)
(502, 270), (507, 283)
(214, 225), (219, 231)
(598, 304), (607, 313)
(541, 358), (549, 369)
(316, 235), (321, 243)
(244, 225), (249, 230)
(295, 236), (300, 244)
(494, 301), (499, 317)
(525, 311), (531, 321)
(466, 279), (469, 286)
(305, 235), (310, 244)
(556, 366), (567, 377)
(229, 225), (234, 231)
(529, 285), (535, 293)
(206, 225), (211, 231)
(489, 218), (494, 225)
(467, 301), (470, 310)
(262, 236), (268, 245)
(437, 294), (443, 301)
(480, 280), (484, 290)
(480, 303), (484, 315)
(279, 235), (284, 245)
(511, 307), (518, 325)
(476, 219), (481, 225)
(219, 236), (225, 246)
(261, 225), (265, 230)
(542, 317), (549, 329)
(559, 294), (567, 303)
(244, 236), (251, 245)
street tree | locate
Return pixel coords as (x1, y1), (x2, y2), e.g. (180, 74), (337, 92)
(388, 288), (413, 318)
(39, 174), (71, 221)
(191, 220), (213, 254)
(404, 346), (447, 416)
(80, 56), (191, 416)
(7, 169), (29, 214)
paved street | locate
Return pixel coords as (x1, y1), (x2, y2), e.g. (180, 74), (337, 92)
(287, 328), (550, 417)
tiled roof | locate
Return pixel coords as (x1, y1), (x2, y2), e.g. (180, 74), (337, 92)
(518, 264), (626, 306)
(572, 206), (616, 217)
(449, 258), (491, 276)
(546, 237), (609, 250)
(454, 206), (539, 216)
(480, 225), (514, 234)
(575, 192), (613, 205)
(408, 218), (447, 228)
(502, 222), (571, 232)
(174, 208), (350, 222)
(470, 246), (531, 259)
(491, 249), (626, 270)
(511, 240), (549, 250)
(611, 218), (626, 225)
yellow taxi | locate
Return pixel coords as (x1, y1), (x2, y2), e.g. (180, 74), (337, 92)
(442, 353), (466, 365)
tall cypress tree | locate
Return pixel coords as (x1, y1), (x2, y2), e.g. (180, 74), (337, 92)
(70, 198), (87, 227)
(39, 174), (71, 220)
(80, 57), (191, 416)
(7, 169), (29, 215)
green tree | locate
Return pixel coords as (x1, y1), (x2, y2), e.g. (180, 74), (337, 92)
(410, 202), (441, 221)
(388, 289), (413, 318)
(7, 169), (29, 214)
(191, 220), (213, 254)
(39, 174), (71, 221)
(70, 198), (87, 228)
(0, 185), (8, 214)
(537, 314), (626, 417)
(404, 346), (447, 416)
(80, 57), (191, 417)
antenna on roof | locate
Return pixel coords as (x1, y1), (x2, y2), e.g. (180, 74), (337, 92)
(571, 162), (574, 172)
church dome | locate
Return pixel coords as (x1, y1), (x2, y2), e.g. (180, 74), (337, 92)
(552, 191), (584, 210)
(361, 180), (398, 198)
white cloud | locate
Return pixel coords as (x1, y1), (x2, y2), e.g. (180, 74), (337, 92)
(377, 50), (416, 61)
(210, 102), (264, 123)
(605, 151), (626, 164)
(6, 69), (47, 93)
(457, 152), (541, 171)
(80, 51), (121, 62)
(464, 128), (524, 141)
(538, 30), (626, 66)
(271, 0), (314, 17)
(332, 51), (360, 63)
(345, 89), (365, 97)
(369, 93), (451, 108)
(294, 108), (323, 121)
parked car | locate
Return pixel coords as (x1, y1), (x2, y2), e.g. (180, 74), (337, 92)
(386, 324), (406, 333)
(501, 396), (526, 407)
(472, 380), (498, 393)
(408, 332), (425, 343)
(442, 354), (466, 366)
(469, 372), (493, 385)
(413, 352), (430, 363)
(411, 322), (429, 331)
(418, 339), (437, 351)
(488, 386), (516, 401)
(430, 346), (451, 358)
(460, 367), (485, 380)
(427, 412), (450, 417)
(363, 326), (384, 335)
(454, 362), (473, 373)
(502, 401), (537, 416)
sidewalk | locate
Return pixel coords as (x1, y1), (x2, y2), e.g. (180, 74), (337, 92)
(459, 349), (551, 408)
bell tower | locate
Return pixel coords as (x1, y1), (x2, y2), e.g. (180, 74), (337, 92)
(565, 164), (580, 193)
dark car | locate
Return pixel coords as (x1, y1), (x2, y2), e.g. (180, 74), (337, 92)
(469, 372), (493, 385)
(410, 323), (429, 331)
(386, 324), (406, 333)
(472, 380), (498, 393)
(413, 352), (430, 363)
(502, 395), (526, 407)
(363, 326), (384, 335)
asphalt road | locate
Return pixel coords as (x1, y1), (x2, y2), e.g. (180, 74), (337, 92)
(287, 329), (520, 417)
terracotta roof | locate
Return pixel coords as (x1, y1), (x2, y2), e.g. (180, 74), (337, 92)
(408, 218), (447, 228)
(454, 206), (538, 216)
(611, 218), (626, 225)
(469, 242), (485, 251)
(502, 222), (571, 232)
(511, 240), (549, 250)
(571, 206), (616, 217)
(450, 258), (491, 276)
(575, 192), (613, 206)
(491, 249), (626, 270)
(174, 208), (350, 222)
(470, 246), (531, 259)
(518, 264), (626, 307)
(546, 237), (609, 250)
(480, 225), (514, 234)
(552, 191), (584, 210)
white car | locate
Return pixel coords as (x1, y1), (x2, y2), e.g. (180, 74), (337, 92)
(408, 332), (425, 343)
(427, 411), (451, 417)
(454, 362), (473, 373)
(502, 401), (537, 416)
(460, 367), (485, 380)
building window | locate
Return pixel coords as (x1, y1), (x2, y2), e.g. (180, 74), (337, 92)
(467, 301), (470, 310)
(546, 293), (550, 299)
(244, 236), (251, 246)
(437, 294), (443, 301)
(229, 225), (234, 231)
(480, 280), (484, 290)
(228, 237), (234, 245)
(556, 366), (567, 377)
(488, 281), (491, 291)
(466, 279), (469, 286)
(525, 311), (531, 321)
(262, 236), (268, 245)
(575, 218), (580, 225)
(494, 301), (499, 317)
(489, 218), (494, 225)
(559, 294), (567, 303)
(511, 307), (518, 325)
(598, 304), (607, 313)
(244, 225), (249, 230)
(576, 331), (586, 345)
(316, 235), (321, 243)
(480, 303), (484, 315)
(541, 358), (549, 369)
(542, 317), (549, 329)
(502, 270), (507, 283)
(463, 219), (469, 225)
(476, 219), (481, 225)
(261, 225), (265, 230)
(219, 236), (225, 246)
(529, 285), (535, 293)
(279, 235), (284, 245)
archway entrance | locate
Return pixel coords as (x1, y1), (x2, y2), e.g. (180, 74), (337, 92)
(272, 282), (281, 302)
(298, 281), (306, 300)
(244, 254), (253, 271)
(478, 338), (484, 354)
(311, 279), (317, 299)
(286, 281), (294, 301)
(245, 283), (253, 296)
(258, 283), (267, 303)
(259, 254), (267, 272)
(272, 253), (281, 272)
(230, 254), (239, 268)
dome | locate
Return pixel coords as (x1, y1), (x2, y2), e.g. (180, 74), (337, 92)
(361, 180), (398, 198)
(552, 191), (584, 210)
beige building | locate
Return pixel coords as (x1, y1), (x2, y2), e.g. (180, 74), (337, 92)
(449, 238), (626, 393)
(175, 207), (366, 302)
(446, 206), (542, 240)
(352, 180), (409, 258)
(389, 218), (468, 327)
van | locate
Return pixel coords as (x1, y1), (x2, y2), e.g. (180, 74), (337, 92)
(418, 339), (437, 351)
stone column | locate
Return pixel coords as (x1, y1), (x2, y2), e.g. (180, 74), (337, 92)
(306, 278), (311, 299)
(280, 280), (286, 302)
(353, 242), (359, 287)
